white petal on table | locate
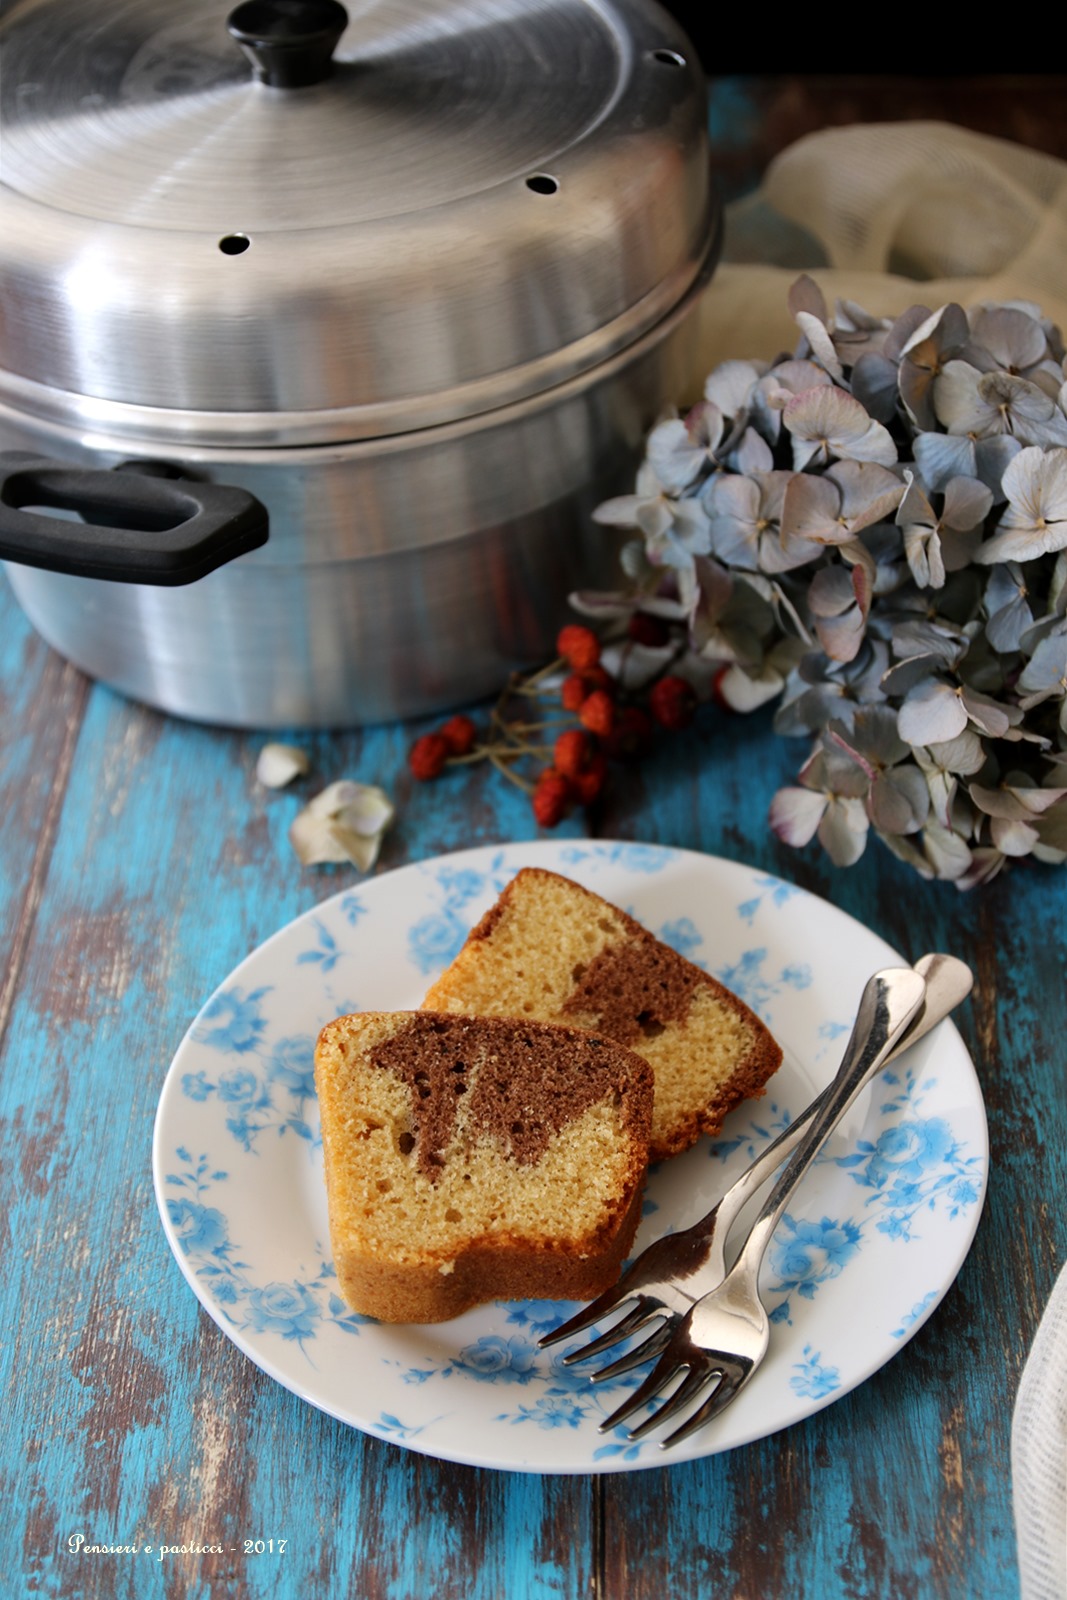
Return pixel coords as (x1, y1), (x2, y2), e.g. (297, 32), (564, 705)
(256, 743), (310, 788)
(289, 781), (394, 870)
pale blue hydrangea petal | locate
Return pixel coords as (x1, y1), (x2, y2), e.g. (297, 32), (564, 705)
(897, 679), (968, 745)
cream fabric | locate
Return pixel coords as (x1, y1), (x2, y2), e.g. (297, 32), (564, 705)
(694, 120), (1067, 370)
(1013, 1261), (1067, 1600)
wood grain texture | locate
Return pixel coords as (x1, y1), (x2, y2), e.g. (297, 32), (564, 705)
(3, 544), (1065, 1596)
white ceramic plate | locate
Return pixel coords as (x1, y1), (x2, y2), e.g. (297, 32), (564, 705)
(153, 841), (987, 1474)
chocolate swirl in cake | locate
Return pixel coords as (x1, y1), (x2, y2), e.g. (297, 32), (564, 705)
(370, 1013), (628, 1180)
(562, 936), (700, 1045)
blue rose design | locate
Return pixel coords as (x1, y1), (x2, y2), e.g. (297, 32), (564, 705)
(528, 1395), (586, 1429)
(437, 868), (485, 904)
(458, 1335), (538, 1383)
(949, 1177), (980, 1207)
(266, 1036), (316, 1098)
(224, 1112), (262, 1152)
(217, 1068), (261, 1104)
(789, 1346), (840, 1400)
(168, 1199), (228, 1254)
(408, 911), (469, 974)
(865, 1118), (955, 1188)
(615, 844), (668, 873)
(181, 1072), (213, 1102)
(245, 1282), (321, 1341)
(193, 987), (269, 1054)
(885, 1179), (925, 1208)
(770, 1215), (862, 1297)
(716, 948), (774, 1010)
(504, 1300), (571, 1337)
(659, 917), (703, 959)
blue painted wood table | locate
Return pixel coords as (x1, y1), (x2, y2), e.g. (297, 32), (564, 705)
(2, 567), (1061, 1600)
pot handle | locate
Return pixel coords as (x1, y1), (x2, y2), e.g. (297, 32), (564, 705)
(0, 454), (269, 586)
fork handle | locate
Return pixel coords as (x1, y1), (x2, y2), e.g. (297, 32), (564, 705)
(710, 952), (972, 1248)
(731, 965), (927, 1277)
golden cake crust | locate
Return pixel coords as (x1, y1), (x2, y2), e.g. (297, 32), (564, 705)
(327, 1182), (647, 1325)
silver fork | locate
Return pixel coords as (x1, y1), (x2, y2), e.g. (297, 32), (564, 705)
(590, 963), (929, 1446)
(540, 953), (972, 1386)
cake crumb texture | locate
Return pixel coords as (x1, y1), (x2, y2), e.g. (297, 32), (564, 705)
(422, 867), (782, 1160)
(314, 1010), (652, 1322)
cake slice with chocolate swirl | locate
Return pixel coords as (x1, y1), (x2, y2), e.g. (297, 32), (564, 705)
(315, 1011), (652, 1323)
(422, 868), (782, 1161)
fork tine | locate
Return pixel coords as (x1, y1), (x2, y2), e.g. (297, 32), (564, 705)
(585, 1321), (673, 1383)
(624, 1363), (720, 1442)
(597, 1345), (688, 1434)
(658, 1364), (748, 1448)
(558, 1300), (661, 1365)
(538, 1283), (645, 1349)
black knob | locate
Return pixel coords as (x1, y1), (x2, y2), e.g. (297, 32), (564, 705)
(227, 0), (348, 89)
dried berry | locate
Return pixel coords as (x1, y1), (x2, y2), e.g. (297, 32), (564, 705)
(578, 688), (616, 737)
(560, 673), (589, 712)
(553, 728), (594, 779)
(409, 732), (451, 780)
(404, 641), (627, 818)
(627, 612), (671, 649)
(560, 665), (614, 711)
(571, 750), (608, 806)
(556, 623), (601, 673)
(649, 675), (697, 730)
(532, 768), (572, 828)
(439, 713), (477, 756)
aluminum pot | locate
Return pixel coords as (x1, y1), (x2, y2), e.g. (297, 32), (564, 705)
(0, 0), (718, 727)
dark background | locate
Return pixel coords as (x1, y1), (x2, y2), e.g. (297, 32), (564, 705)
(655, 6), (1067, 205)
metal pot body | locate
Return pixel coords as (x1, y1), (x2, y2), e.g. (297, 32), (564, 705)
(0, 0), (716, 726)
(0, 291), (702, 727)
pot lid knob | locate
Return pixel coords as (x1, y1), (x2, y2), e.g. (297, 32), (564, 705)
(227, 0), (348, 88)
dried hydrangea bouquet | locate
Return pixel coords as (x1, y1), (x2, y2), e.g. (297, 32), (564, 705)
(579, 278), (1067, 887)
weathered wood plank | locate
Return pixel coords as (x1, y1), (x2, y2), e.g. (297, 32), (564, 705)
(3, 575), (1064, 1599)
(1, 665), (595, 1600)
(0, 579), (89, 1061)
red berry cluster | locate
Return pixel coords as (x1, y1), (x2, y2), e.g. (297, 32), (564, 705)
(407, 620), (703, 827)
(408, 714), (477, 780)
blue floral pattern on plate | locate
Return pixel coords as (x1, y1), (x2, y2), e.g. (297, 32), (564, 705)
(164, 1150), (367, 1358)
(184, 994), (320, 1154)
(153, 840), (988, 1475)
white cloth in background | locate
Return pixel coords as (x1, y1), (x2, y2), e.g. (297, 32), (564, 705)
(693, 119), (1067, 372)
(691, 120), (1067, 1597)
(1013, 1261), (1067, 1600)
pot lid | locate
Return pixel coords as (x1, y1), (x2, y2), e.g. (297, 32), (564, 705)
(0, 0), (715, 444)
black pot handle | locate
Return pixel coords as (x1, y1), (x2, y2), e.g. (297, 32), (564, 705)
(0, 454), (269, 586)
